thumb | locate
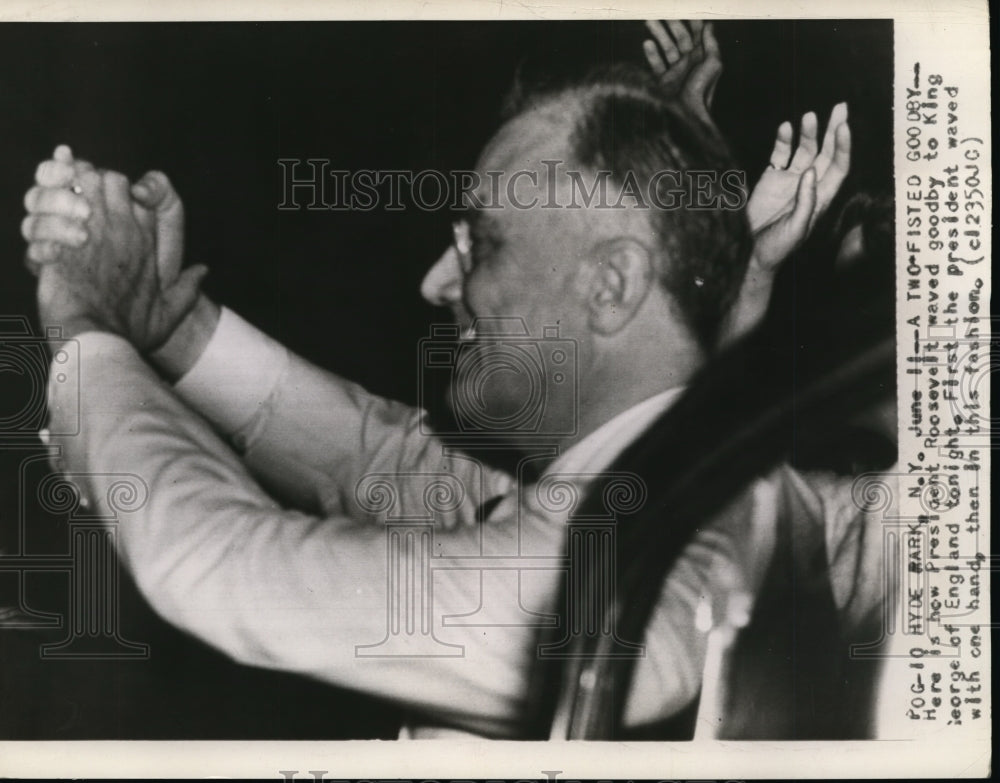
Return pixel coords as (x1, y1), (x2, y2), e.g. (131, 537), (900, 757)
(161, 265), (209, 324)
(130, 171), (164, 207)
(753, 168), (816, 270)
(702, 22), (721, 59)
(701, 24), (722, 108)
(132, 171), (185, 283)
(690, 23), (722, 106)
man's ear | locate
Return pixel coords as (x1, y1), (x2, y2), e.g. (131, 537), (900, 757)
(585, 237), (655, 335)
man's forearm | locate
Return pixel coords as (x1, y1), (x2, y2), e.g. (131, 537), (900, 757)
(45, 332), (527, 734)
(718, 260), (775, 347)
(149, 293), (221, 382)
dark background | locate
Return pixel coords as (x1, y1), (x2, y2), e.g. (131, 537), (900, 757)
(0, 20), (892, 738)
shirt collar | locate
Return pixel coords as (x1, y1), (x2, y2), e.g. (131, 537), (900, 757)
(545, 386), (686, 477)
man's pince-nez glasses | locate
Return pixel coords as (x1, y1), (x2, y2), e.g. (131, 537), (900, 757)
(452, 220), (473, 274)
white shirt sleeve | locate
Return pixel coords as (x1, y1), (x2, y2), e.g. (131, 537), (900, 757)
(174, 306), (288, 435)
(169, 307), (497, 518)
(45, 331), (534, 736)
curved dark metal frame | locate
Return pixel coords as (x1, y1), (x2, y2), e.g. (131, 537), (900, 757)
(526, 263), (896, 739)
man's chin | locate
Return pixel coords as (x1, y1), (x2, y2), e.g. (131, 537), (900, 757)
(446, 379), (539, 433)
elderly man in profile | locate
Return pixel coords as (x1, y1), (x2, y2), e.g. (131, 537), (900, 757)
(20, 27), (872, 738)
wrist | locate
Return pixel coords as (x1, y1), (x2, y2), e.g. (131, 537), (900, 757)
(47, 315), (109, 343)
(150, 293), (221, 382)
(743, 254), (777, 290)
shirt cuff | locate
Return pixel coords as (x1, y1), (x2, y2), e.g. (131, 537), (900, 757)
(173, 307), (288, 436)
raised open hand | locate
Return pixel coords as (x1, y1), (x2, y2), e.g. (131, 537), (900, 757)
(747, 103), (852, 270)
(718, 104), (852, 347)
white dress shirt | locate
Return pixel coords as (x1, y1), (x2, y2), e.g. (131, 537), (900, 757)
(46, 308), (884, 737)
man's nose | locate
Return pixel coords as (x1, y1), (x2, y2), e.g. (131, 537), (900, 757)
(420, 245), (464, 306)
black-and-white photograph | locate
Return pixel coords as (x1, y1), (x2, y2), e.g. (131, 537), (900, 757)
(0, 4), (990, 778)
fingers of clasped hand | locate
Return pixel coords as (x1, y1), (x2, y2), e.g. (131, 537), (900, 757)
(23, 145), (206, 351)
(23, 145), (185, 278)
(23, 146), (98, 268)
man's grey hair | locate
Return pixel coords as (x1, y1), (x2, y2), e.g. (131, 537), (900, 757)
(502, 63), (753, 349)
